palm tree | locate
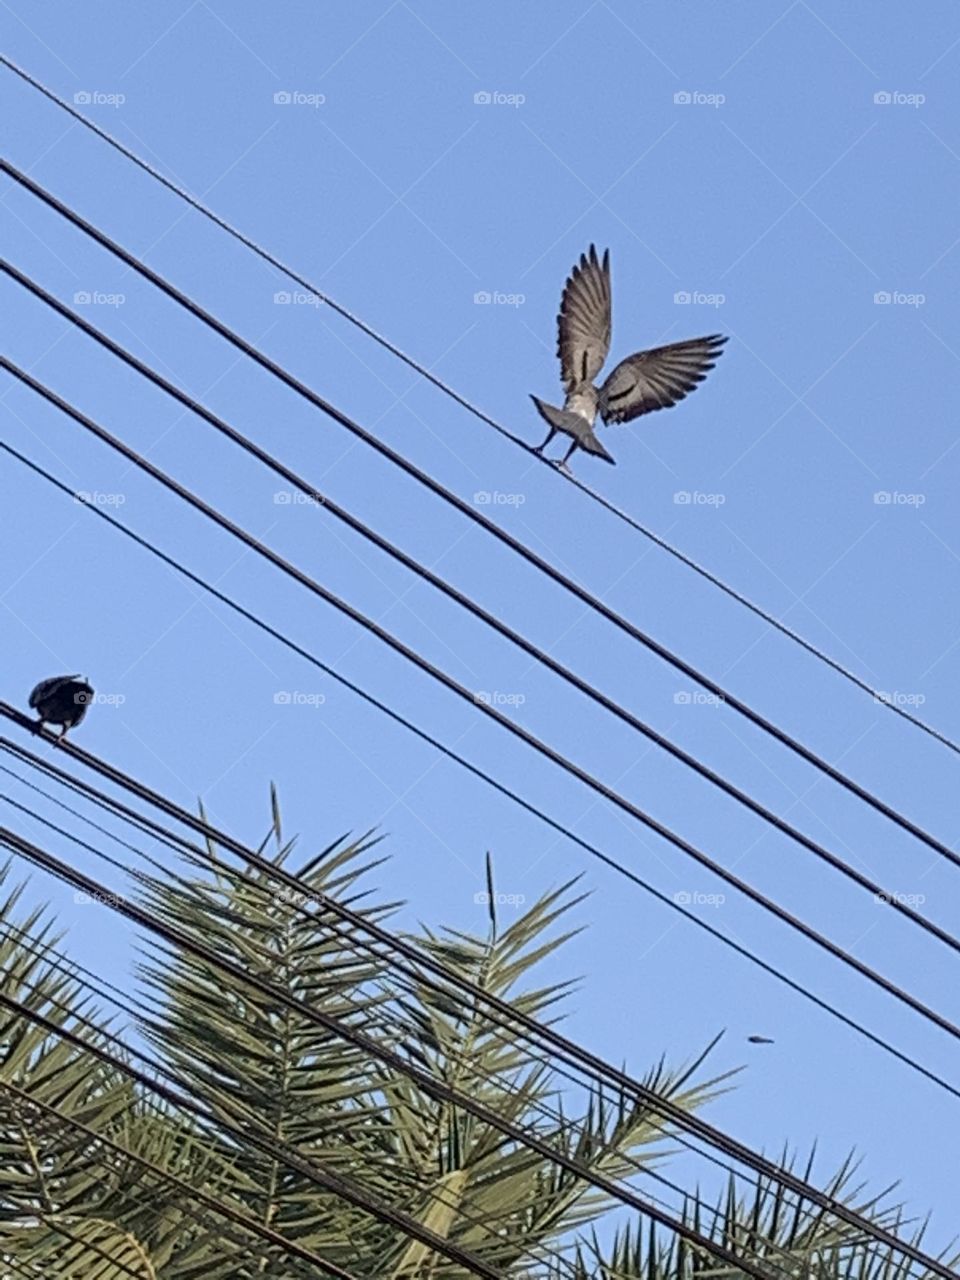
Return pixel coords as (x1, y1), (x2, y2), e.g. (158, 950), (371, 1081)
(0, 799), (954, 1278)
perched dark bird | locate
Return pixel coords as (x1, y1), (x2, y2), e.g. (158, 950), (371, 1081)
(531, 245), (727, 471)
(747, 1035), (775, 1044)
(29, 675), (94, 743)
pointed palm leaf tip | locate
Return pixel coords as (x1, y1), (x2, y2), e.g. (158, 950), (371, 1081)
(485, 849), (497, 937)
(530, 244), (727, 469)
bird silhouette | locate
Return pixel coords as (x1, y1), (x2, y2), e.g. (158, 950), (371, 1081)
(531, 245), (727, 471)
(29, 675), (94, 743)
(747, 1035), (775, 1044)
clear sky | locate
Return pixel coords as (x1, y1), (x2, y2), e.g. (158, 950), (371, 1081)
(3, 0), (960, 1245)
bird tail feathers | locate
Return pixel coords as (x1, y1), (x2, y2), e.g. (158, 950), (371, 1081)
(529, 396), (615, 464)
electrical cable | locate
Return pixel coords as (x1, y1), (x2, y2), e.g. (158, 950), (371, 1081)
(0, 187), (954, 872)
(5, 361), (960, 1059)
(2, 52), (954, 760)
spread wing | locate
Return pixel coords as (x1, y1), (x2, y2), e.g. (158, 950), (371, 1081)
(558, 245), (611, 392)
(598, 335), (727, 424)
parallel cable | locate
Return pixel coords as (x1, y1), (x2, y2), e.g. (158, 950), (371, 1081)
(0, 821), (785, 1280)
(0, 968), (502, 1280)
(0, 897), (745, 1278)
(0, 1079), (354, 1279)
(0, 177), (955, 870)
(2, 52), (955, 759)
(6, 361), (960, 1059)
(6, 770), (828, 1263)
(0, 732), (940, 1252)
(0, 925), (586, 1280)
(5, 443), (960, 1201)
(0, 749), (950, 1272)
(0, 815), (934, 1279)
(0, 292), (954, 963)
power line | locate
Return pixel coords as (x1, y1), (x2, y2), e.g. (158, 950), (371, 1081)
(0, 1078), (355, 1279)
(10, 757), (859, 1276)
(0, 919), (589, 1280)
(6, 361), (960, 1061)
(1, 283), (955, 967)
(0, 821), (786, 1280)
(5, 445), (960, 1179)
(1, 747), (960, 1280)
(0, 958), (504, 1280)
(0, 175), (954, 874)
(0, 855), (760, 1280)
(4, 438), (959, 1271)
(3, 50), (955, 761)
(0, 789), (945, 1278)
(2, 720), (956, 1277)
(3, 726), (949, 1280)
(0, 914), (902, 1280)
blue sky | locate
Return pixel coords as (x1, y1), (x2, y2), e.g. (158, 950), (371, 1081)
(3, 0), (960, 1244)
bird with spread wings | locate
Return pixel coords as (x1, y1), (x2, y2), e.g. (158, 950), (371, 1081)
(531, 245), (727, 471)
